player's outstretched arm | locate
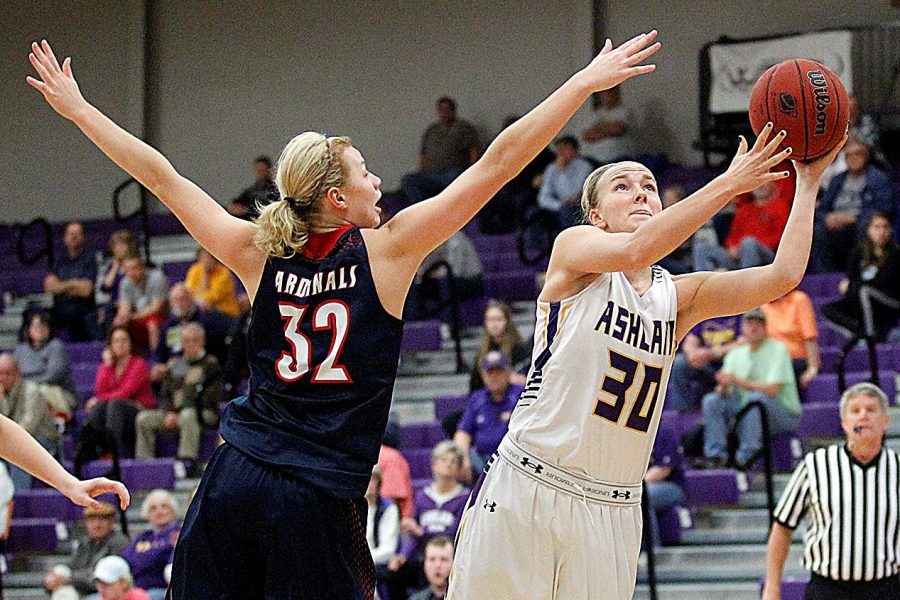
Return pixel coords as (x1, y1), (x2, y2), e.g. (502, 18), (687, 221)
(0, 415), (129, 510)
(381, 31), (661, 262)
(27, 40), (264, 295)
(550, 124), (792, 277)
(676, 132), (848, 338)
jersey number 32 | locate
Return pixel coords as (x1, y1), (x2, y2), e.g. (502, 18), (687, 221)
(277, 301), (352, 383)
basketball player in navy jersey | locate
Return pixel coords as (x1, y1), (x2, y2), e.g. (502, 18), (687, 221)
(28, 34), (661, 599)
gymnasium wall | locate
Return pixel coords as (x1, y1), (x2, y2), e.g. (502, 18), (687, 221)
(2, 1), (896, 224)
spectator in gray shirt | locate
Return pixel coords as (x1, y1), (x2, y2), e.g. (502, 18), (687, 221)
(13, 310), (76, 416)
(114, 256), (169, 354)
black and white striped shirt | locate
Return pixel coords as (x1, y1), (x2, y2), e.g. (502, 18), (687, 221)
(774, 444), (900, 581)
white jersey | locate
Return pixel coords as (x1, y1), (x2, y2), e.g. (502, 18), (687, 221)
(508, 266), (678, 485)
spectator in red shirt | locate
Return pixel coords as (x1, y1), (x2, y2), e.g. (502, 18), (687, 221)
(76, 326), (156, 470)
(693, 174), (793, 271)
(377, 435), (415, 520)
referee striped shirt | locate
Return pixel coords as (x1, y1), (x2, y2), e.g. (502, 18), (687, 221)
(773, 444), (900, 581)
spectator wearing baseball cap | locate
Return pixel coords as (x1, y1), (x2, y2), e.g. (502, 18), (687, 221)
(453, 350), (523, 482)
(702, 307), (801, 470)
(93, 555), (150, 600)
(45, 501), (129, 596)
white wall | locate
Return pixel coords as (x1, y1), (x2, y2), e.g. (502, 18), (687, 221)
(2, 1), (897, 224)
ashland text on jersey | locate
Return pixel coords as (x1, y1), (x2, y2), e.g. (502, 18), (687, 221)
(220, 226), (404, 498)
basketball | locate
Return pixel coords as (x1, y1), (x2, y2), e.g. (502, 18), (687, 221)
(748, 59), (849, 161)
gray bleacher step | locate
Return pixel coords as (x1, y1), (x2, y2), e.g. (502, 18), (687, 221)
(635, 542), (805, 582)
(398, 350), (467, 376)
(702, 508), (772, 529)
(391, 372), (469, 403)
(3, 588), (46, 600)
(147, 234), (199, 263)
(632, 581), (760, 600)
(681, 526), (769, 546)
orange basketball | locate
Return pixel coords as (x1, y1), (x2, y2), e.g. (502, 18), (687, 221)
(748, 59), (849, 161)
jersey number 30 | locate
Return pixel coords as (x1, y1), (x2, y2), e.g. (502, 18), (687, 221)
(277, 301), (352, 383)
(593, 349), (662, 433)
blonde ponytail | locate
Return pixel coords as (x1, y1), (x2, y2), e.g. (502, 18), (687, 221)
(253, 132), (352, 257)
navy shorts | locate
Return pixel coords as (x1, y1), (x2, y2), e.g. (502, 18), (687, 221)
(168, 443), (375, 600)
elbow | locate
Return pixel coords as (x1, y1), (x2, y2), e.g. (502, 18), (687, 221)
(776, 268), (805, 295)
(618, 236), (655, 271)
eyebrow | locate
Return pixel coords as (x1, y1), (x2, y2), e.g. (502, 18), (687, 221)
(609, 173), (655, 184)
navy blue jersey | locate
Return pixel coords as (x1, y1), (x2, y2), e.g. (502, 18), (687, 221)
(220, 226), (403, 498)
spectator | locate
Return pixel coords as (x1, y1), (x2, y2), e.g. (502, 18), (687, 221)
(76, 326), (155, 467)
(45, 502), (129, 596)
(668, 315), (743, 414)
(0, 462), (13, 555)
(114, 256), (169, 355)
(44, 221), (97, 341)
(702, 309), (800, 470)
(95, 230), (139, 337)
(579, 85), (636, 164)
(812, 136), (894, 272)
(0, 353), (60, 489)
(154, 283), (234, 375)
(409, 536), (454, 600)
(469, 301), (530, 393)
(13, 310), (77, 417)
(44, 564), (78, 600)
(822, 211), (900, 343)
(536, 135), (595, 233)
(401, 97), (480, 205)
(391, 442), (470, 595)
(408, 230), (483, 322)
(136, 323), (222, 475)
(761, 289), (821, 389)
(184, 247), (241, 317)
(365, 466), (401, 590)
(226, 155), (278, 220)
(454, 350), (523, 481)
(92, 555), (151, 600)
(378, 437), (415, 521)
(693, 177), (792, 271)
(657, 185), (693, 275)
(763, 383), (900, 599)
(644, 424), (685, 547)
(121, 490), (180, 600)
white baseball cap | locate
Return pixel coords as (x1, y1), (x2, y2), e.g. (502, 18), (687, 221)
(93, 555), (131, 584)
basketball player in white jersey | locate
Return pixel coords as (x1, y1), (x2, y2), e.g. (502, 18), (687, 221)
(447, 124), (848, 599)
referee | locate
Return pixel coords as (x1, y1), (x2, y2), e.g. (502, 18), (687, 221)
(763, 382), (900, 599)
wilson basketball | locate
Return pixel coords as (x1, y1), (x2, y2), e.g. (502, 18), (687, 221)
(748, 59), (849, 161)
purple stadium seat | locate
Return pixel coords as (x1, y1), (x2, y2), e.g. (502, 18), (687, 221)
(161, 261), (192, 283)
(61, 434), (75, 462)
(768, 433), (802, 472)
(656, 504), (684, 545)
(458, 296), (487, 327)
(13, 489), (81, 521)
(71, 363), (97, 393)
(797, 272), (843, 298)
(484, 271), (538, 302)
(66, 341), (104, 365)
(471, 234), (518, 255)
(122, 458), (177, 491)
(433, 395), (468, 422)
(816, 321), (847, 348)
(399, 422), (447, 451)
(401, 320), (442, 352)
(402, 448), (434, 481)
(798, 403), (843, 439)
(659, 410), (702, 440)
(7, 518), (60, 553)
(760, 576), (808, 600)
(802, 374), (840, 404)
(482, 251), (522, 273)
(683, 469), (739, 506)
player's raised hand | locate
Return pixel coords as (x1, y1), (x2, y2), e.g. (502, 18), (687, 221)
(793, 129), (849, 186)
(62, 477), (131, 511)
(721, 122), (794, 196)
(26, 40), (89, 122)
(578, 30), (661, 92)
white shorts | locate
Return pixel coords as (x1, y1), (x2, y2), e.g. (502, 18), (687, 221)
(447, 438), (643, 600)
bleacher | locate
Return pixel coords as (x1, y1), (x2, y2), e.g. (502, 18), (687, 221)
(1, 165), (899, 599)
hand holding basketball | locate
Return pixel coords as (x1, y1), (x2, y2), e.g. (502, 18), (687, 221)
(27, 40), (88, 122)
(793, 128), (849, 186)
(721, 122), (793, 196)
(579, 30), (661, 93)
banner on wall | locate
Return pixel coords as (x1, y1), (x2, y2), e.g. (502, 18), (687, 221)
(709, 30), (853, 114)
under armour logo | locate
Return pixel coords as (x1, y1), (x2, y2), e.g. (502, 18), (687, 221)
(482, 500), (497, 512)
(520, 457), (544, 474)
(611, 490), (631, 500)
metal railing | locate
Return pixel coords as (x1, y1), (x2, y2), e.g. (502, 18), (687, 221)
(15, 217), (54, 267)
(112, 178), (152, 264)
(835, 284), (900, 392)
(731, 400), (776, 528)
(416, 260), (464, 373)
